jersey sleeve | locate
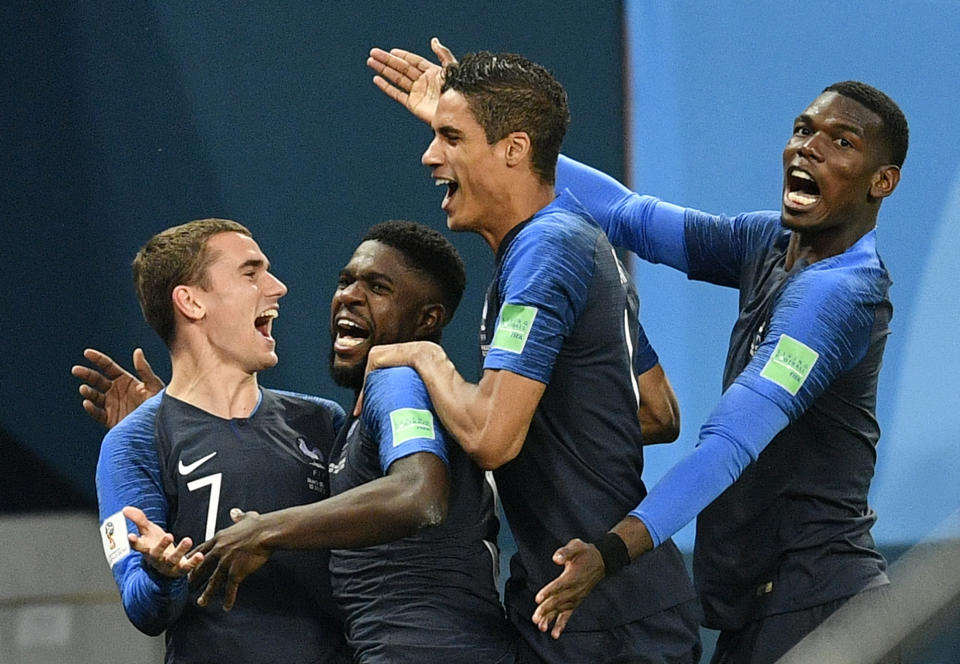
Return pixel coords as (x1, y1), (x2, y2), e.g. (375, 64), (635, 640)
(633, 322), (659, 376)
(95, 393), (189, 635)
(629, 267), (880, 546)
(556, 155), (689, 271)
(483, 218), (593, 384)
(362, 367), (450, 472)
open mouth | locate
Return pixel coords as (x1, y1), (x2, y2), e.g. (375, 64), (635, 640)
(255, 309), (278, 339)
(334, 317), (369, 352)
(785, 168), (821, 208)
(435, 177), (459, 211)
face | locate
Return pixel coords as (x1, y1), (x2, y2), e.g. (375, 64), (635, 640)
(421, 90), (510, 234)
(191, 232), (287, 373)
(781, 91), (890, 234)
(329, 240), (438, 390)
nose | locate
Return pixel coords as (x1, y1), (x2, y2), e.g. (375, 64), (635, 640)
(797, 132), (824, 162)
(335, 279), (363, 307)
(421, 136), (441, 168)
(267, 272), (288, 298)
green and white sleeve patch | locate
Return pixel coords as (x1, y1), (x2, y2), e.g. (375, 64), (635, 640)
(389, 408), (435, 447)
(490, 304), (538, 354)
(100, 510), (131, 568)
(759, 334), (819, 396)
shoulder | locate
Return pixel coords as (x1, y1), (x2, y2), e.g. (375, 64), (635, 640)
(101, 392), (163, 452)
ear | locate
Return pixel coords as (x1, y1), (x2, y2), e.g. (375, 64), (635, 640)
(172, 285), (205, 322)
(503, 131), (532, 168)
(416, 303), (445, 339)
(870, 164), (900, 200)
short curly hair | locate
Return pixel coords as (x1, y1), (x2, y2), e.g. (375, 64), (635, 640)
(362, 220), (466, 330)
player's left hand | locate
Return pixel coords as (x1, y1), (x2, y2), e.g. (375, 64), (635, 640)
(189, 508), (271, 611)
(532, 538), (606, 639)
(353, 341), (443, 416)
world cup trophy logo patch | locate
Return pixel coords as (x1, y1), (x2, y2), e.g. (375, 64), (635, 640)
(104, 520), (116, 550)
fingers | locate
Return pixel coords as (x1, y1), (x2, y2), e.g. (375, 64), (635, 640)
(72, 364), (113, 394)
(551, 610), (573, 639)
(372, 75), (409, 106)
(132, 348), (164, 391)
(196, 561), (226, 608)
(82, 348), (126, 380)
(430, 37), (457, 65)
(367, 50), (420, 92)
(80, 397), (107, 426)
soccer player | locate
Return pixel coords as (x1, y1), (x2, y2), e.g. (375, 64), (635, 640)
(533, 85), (908, 664)
(79, 221), (516, 663)
(89, 219), (351, 663)
(365, 46), (701, 663)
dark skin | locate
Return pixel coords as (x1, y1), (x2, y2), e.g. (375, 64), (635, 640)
(75, 241), (459, 612)
(530, 91), (902, 638)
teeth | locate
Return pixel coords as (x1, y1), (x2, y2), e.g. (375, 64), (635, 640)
(337, 319), (363, 332)
(336, 336), (364, 348)
(257, 309), (278, 320)
(791, 169), (814, 181)
(787, 191), (818, 205)
(434, 178), (454, 186)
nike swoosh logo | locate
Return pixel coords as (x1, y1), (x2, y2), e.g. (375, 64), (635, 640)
(178, 451), (217, 476)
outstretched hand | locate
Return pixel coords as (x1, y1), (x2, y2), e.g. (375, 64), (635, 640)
(532, 538), (606, 639)
(71, 348), (165, 428)
(367, 37), (457, 125)
(188, 509), (271, 612)
(124, 506), (202, 578)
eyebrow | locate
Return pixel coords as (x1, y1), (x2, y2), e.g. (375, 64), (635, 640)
(795, 113), (865, 137)
(239, 258), (267, 271)
(438, 125), (464, 139)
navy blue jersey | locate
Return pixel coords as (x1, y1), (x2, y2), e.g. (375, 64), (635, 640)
(96, 388), (350, 664)
(557, 155), (892, 630)
(328, 367), (513, 663)
(481, 191), (695, 632)
(685, 213), (891, 628)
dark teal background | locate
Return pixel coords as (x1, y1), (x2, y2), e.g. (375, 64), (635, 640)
(1, 2), (625, 503)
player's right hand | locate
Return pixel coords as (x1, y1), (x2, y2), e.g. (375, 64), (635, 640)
(71, 347), (165, 429)
(367, 37), (457, 125)
(124, 506), (202, 578)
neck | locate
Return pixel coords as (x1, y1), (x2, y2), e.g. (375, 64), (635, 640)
(484, 180), (556, 253)
(166, 345), (261, 419)
(784, 217), (876, 271)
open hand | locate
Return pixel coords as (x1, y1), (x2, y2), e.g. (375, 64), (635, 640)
(72, 348), (165, 428)
(532, 538), (605, 639)
(124, 506), (202, 578)
(367, 37), (457, 125)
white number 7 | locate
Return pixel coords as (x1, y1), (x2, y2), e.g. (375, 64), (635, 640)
(186, 473), (223, 540)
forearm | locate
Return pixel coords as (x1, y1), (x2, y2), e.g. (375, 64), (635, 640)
(258, 461), (446, 551)
(629, 384), (789, 547)
(366, 342), (541, 469)
(637, 365), (680, 444)
(116, 559), (189, 635)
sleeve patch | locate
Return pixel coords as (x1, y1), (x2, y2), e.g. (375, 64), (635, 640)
(491, 304), (538, 354)
(100, 510), (131, 568)
(389, 408), (435, 447)
(760, 334), (820, 396)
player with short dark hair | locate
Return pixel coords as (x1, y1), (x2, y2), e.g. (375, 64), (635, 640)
(533, 81), (908, 663)
(365, 45), (700, 663)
